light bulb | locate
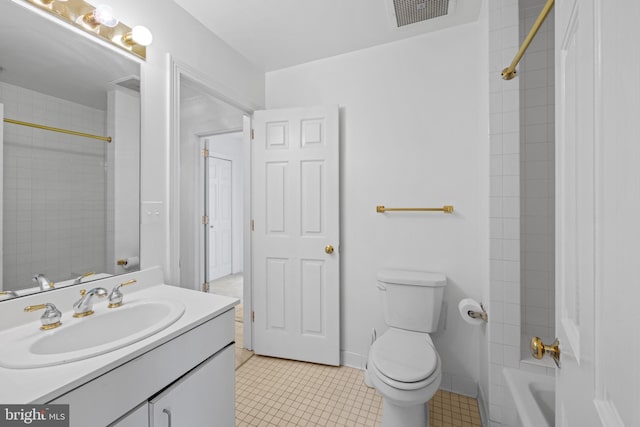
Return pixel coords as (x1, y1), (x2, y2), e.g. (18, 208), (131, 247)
(93, 5), (119, 28)
(122, 25), (153, 47)
(131, 25), (153, 46)
(81, 5), (118, 29)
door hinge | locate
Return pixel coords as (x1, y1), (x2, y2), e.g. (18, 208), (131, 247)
(202, 215), (209, 225)
(251, 219), (254, 231)
(202, 148), (209, 157)
(201, 282), (209, 293)
(251, 129), (255, 140)
(252, 311), (255, 322)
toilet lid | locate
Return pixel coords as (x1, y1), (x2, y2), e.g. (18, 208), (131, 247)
(371, 329), (438, 383)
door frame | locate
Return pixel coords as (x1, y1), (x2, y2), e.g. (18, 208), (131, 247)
(168, 55), (258, 349)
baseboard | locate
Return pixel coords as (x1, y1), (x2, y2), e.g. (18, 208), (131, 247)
(341, 350), (364, 369)
(439, 372), (478, 398)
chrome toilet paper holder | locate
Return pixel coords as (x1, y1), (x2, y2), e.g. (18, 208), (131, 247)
(467, 303), (488, 322)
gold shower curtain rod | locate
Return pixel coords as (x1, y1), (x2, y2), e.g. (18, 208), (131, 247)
(501, 0), (555, 80)
(3, 118), (112, 143)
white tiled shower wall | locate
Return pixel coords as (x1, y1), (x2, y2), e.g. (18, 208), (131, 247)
(1, 81), (107, 290)
(487, 1), (555, 425)
(519, 0), (556, 352)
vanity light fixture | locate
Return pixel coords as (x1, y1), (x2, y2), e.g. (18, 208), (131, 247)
(20, 0), (152, 60)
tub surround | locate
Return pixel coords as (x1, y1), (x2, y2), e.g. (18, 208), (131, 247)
(0, 266), (238, 405)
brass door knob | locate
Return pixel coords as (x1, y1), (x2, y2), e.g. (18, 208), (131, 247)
(530, 336), (560, 367)
(325, 245), (334, 254)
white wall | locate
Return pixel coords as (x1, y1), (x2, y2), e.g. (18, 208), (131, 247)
(104, 0), (265, 281)
(266, 10), (489, 396)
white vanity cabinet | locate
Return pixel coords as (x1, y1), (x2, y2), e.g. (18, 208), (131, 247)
(50, 308), (236, 427)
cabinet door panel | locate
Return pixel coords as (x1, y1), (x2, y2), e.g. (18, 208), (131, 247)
(150, 344), (235, 427)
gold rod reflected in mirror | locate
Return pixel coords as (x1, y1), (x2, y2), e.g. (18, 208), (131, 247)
(376, 205), (454, 214)
(3, 118), (112, 142)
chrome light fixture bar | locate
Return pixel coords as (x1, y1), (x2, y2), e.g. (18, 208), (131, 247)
(20, 0), (151, 60)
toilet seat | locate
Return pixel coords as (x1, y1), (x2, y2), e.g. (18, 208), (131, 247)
(370, 328), (440, 391)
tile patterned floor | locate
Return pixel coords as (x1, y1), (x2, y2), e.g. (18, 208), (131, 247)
(235, 355), (483, 426)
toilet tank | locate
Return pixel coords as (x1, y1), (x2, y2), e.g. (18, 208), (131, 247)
(377, 269), (447, 333)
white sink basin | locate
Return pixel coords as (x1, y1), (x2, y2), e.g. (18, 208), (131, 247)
(0, 300), (185, 369)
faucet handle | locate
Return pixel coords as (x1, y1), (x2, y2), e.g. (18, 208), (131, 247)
(73, 272), (95, 285)
(24, 303), (62, 330)
(108, 279), (137, 308)
(0, 290), (18, 299)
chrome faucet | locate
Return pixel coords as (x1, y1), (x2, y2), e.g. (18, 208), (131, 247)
(33, 274), (54, 291)
(72, 287), (108, 317)
(72, 271), (95, 285)
(24, 303), (62, 330)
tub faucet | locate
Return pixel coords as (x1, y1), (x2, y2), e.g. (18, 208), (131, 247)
(73, 287), (108, 317)
(33, 274), (54, 291)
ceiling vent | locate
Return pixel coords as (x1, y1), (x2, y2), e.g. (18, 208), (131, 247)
(391, 0), (454, 28)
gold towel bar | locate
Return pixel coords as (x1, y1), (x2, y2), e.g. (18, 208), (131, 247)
(502, 0), (554, 80)
(376, 205), (454, 214)
(3, 118), (112, 142)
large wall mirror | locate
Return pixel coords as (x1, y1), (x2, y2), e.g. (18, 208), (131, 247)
(0, 1), (140, 300)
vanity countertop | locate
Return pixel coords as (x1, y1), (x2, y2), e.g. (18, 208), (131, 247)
(0, 267), (239, 404)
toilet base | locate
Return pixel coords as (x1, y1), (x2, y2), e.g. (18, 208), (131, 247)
(382, 399), (429, 427)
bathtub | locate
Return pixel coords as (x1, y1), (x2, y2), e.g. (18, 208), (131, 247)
(503, 368), (555, 427)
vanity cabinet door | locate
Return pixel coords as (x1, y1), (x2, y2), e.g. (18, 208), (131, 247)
(150, 344), (234, 427)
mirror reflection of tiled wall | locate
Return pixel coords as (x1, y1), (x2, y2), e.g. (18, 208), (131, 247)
(1, 81), (107, 289)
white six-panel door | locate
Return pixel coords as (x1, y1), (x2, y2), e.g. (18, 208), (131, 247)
(252, 105), (340, 366)
(207, 156), (233, 281)
(555, 1), (640, 425)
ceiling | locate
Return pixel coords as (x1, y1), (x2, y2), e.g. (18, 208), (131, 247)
(173, 0), (482, 72)
(0, 1), (139, 110)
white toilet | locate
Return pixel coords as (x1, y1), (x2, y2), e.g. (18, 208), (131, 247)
(367, 269), (447, 427)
